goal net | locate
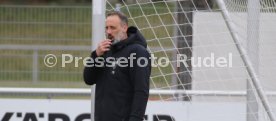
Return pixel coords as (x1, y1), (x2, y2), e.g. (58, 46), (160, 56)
(102, 0), (276, 121)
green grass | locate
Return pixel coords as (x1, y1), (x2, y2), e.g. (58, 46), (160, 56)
(0, 6), (92, 45)
(0, 4), (176, 88)
(0, 4), (176, 45)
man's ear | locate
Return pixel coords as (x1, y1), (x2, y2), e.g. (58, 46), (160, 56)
(123, 24), (128, 32)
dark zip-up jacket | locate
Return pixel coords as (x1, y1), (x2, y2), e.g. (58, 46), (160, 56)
(83, 26), (151, 121)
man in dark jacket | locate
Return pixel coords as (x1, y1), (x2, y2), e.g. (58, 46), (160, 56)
(83, 11), (151, 121)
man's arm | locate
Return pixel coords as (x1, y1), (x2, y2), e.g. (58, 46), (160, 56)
(83, 51), (102, 85)
(83, 39), (112, 85)
(129, 47), (151, 121)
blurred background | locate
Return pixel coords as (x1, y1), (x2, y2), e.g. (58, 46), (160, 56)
(0, 0), (215, 91)
(0, 0), (94, 89)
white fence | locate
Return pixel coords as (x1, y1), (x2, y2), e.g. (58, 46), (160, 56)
(1, 88), (276, 97)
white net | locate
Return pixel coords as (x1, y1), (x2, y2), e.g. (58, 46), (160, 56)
(224, 0), (276, 121)
(105, 0), (276, 121)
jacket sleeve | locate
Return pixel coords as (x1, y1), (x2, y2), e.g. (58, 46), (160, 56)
(83, 50), (103, 85)
(129, 47), (151, 121)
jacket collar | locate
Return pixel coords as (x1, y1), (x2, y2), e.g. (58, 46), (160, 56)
(111, 26), (147, 52)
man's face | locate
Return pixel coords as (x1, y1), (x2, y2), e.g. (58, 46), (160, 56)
(105, 15), (128, 41)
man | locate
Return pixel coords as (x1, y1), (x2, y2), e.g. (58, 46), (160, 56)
(83, 11), (151, 121)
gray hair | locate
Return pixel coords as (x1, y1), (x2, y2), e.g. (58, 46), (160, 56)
(107, 11), (128, 25)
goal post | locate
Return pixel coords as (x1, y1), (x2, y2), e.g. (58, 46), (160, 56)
(247, 0), (260, 121)
(91, 0), (106, 121)
(216, 0), (275, 121)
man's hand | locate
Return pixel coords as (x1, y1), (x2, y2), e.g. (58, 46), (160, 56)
(96, 39), (112, 56)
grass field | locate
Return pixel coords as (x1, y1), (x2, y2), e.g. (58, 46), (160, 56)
(0, 3), (176, 88)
